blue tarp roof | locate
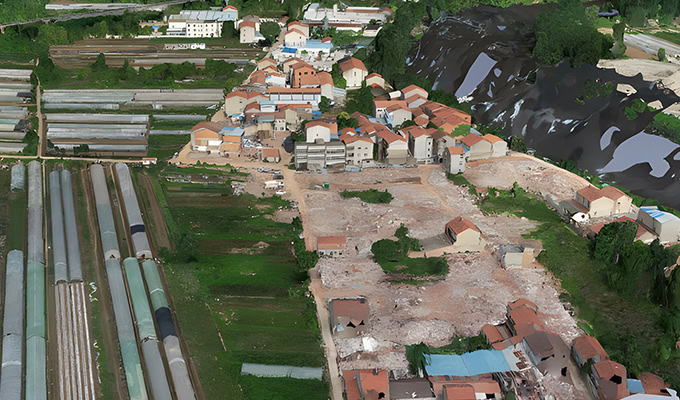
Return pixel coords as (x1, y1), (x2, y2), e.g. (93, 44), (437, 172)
(424, 349), (512, 377)
(641, 206), (680, 224)
(304, 40), (333, 50)
(283, 47), (297, 53)
(628, 379), (645, 394)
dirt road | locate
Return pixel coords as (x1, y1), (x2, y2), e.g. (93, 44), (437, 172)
(137, 171), (172, 250)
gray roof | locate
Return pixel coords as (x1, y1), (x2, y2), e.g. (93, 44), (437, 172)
(389, 378), (434, 398)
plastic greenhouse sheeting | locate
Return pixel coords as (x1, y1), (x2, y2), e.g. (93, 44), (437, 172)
(10, 161), (23, 191)
(140, 340), (172, 400)
(123, 258), (157, 341)
(25, 335), (46, 400)
(3, 250), (24, 336)
(60, 170), (83, 282)
(0, 333), (22, 400)
(142, 260), (169, 311)
(26, 261), (45, 340)
(49, 171), (68, 284)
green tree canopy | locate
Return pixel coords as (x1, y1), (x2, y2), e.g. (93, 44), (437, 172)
(260, 21), (281, 43)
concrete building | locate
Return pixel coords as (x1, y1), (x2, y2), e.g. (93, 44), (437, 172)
(239, 21), (264, 43)
(572, 335), (609, 367)
(284, 28), (307, 47)
(403, 126), (436, 163)
(167, 18), (222, 38)
(317, 72), (334, 99)
(373, 100), (407, 120)
(386, 103), (412, 127)
(282, 57), (305, 74)
(376, 129), (408, 164)
(290, 62), (318, 88)
(445, 216), (481, 247)
(498, 244), (536, 268)
(303, 3), (393, 26)
(589, 360), (629, 400)
(260, 148), (280, 162)
(459, 133), (494, 161)
(267, 87), (321, 106)
(342, 135), (373, 167)
(443, 145), (466, 174)
(190, 121), (224, 153)
(401, 84), (429, 100)
(305, 120), (337, 143)
(317, 236), (346, 256)
(430, 375), (502, 400)
(572, 185), (634, 219)
(329, 297), (368, 338)
(389, 378), (435, 400)
(637, 206), (680, 244)
(342, 369), (389, 400)
(224, 91), (268, 117)
(366, 73), (386, 89)
(287, 21), (309, 37)
(294, 140), (345, 170)
(257, 57), (277, 71)
(339, 57), (368, 89)
(522, 331), (571, 382)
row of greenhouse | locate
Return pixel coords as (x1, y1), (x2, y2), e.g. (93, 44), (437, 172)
(0, 69), (33, 154)
(42, 88), (224, 109)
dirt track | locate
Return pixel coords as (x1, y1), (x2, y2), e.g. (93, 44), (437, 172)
(137, 171), (172, 251)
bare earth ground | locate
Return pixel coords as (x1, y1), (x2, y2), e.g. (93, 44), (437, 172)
(296, 164), (586, 399)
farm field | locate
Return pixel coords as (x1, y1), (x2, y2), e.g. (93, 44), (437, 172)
(142, 165), (329, 400)
(147, 134), (190, 160)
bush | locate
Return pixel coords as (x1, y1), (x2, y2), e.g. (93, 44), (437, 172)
(340, 189), (393, 204)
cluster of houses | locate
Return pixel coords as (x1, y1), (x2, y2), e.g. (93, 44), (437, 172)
(329, 296), (677, 400)
(302, 3), (392, 33)
(560, 184), (680, 244)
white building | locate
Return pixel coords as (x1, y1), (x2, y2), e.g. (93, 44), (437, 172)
(339, 57), (367, 89)
(166, 7), (238, 37)
(267, 87), (322, 106)
(303, 3), (392, 26)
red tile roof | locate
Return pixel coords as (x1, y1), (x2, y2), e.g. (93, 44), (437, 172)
(483, 134), (504, 144)
(374, 100), (407, 110)
(317, 71), (333, 86)
(600, 185), (626, 200)
(572, 335), (609, 364)
(223, 5), (237, 10)
(444, 384), (476, 400)
(447, 146), (464, 155)
(306, 120), (338, 134)
(317, 236), (346, 250)
(386, 103), (410, 113)
(402, 84), (428, 96)
(482, 324), (504, 344)
(257, 57), (276, 65)
(508, 298), (537, 312)
(460, 133), (484, 147)
(288, 21), (305, 27)
(376, 129), (405, 144)
(225, 90), (265, 100)
(339, 57), (367, 73)
(366, 73), (382, 79)
(321, 36), (332, 43)
(446, 216), (480, 235)
(342, 369), (388, 400)
(261, 148), (279, 158)
(267, 87), (321, 94)
(594, 360), (629, 399)
(577, 186), (605, 202)
(285, 28), (306, 37)
(331, 298), (369, 321)
(342, 135), (373, 145)
(239, 21), (256, 29)
(190, 121), (224, 133)
(640, 372), (669, 395)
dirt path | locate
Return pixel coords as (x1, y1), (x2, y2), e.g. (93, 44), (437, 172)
(137, 171), (172, 250)
(309, 269), (344, 400)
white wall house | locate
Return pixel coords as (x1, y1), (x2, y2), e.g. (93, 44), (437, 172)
(339, 57), (367, 89)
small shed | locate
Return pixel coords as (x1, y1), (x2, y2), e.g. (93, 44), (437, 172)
(498, 244), (536, 269)
(317, 236), (346, 256)
(260, 148), (281, 163)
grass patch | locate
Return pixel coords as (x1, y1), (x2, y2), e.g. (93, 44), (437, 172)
(652, 31), (680, 46)
(446, 172), (477, 195)
(8, 190), (27, 251)
(340, 189), (393, 204)
(147, 134), (190, 160)
(147, 167), (327, 400)
(371, 225), (448, 277)
(479, 186), (680, 387)
(429, 334), (491, 355)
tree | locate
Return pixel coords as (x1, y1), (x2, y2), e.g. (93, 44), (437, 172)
(91, 53), (108, 72)
(222, 21), (237, 38)
(450, 124), (471, 137)
(612, 22), (627, 58)
(509, 136), (527, 153)
(331, 64), (347, 88)
(337, 112), (358, 130)
(319, 96), (331, 113)
(260, 21), (281, 44)
(593, 220), (638, 264)
(534, 0), (612, 66)
(659, 47), (667, 62)
(345, 82), (374, 115)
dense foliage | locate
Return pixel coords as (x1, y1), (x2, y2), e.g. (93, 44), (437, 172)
(533, 0), (613, 66)
(260, 21), (281, 43)
(648, 112), (680, 144)
(344, 82), (374, 115)
(370, 225), (449, 276)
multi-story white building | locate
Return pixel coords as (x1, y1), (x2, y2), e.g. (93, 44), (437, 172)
(294, 140), (346, 170)
(166, 7), (238, 37)
(303, 3), (392, 26)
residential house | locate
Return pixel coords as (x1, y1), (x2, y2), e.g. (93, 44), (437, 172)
(260, 148), (280, 162)
(589, 360), (629, 400)
(330, 297), (369, 338)
(430, 375), (502, 400)
(317, 71), (334, 99)
(445, 216), (481, 247)
(403, 126), (436, 164)
(507, 299), (543, 338)
(290, 61), (318, 88)
(373, 100), (407, 120)
(294, 140), (345, 170)
(339, 57), (368, 89)
(431, 130), (456, 161)
(443, 145), (466, 174)
(168, 17), (223, 38)
(639, 372), (673, 396)
(342, 135), (374, 167)
(305, 120), (337, 143)
(458, 133), (506, 161)
(587, 216), (657, 244)
(376, 129), (408, 164)
(386, 103), (412, 127)
(637, 206), (680, 244)
(224, 90), (268, 116)
(284, 28), (307, 47)
(401, 84), (429, 101)
(522, 330), (570, 381)
(239, 21), (263, 43)
(343, 369), (389, 400)
(267, 87), (322, 106)
(405, 95), (428, 109)
(498, 244), (536, 268)
(257, 57), (277, 71)
(282, 57), (305, 74)
(572, 335), (609, 367)
(572, 185), (634, 219)
(287, 21), (309, 37)
(389, 378), (435, 400)
(366, 73), (386, 89)
(190, 121), (224, 153)
(317, 236), (346, 256)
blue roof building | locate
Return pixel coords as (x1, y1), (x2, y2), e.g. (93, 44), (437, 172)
(638, 206), (680, 243)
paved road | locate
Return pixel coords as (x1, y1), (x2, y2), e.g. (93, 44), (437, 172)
(0, 0), (199, 30)
(624, 33), (680, 60)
